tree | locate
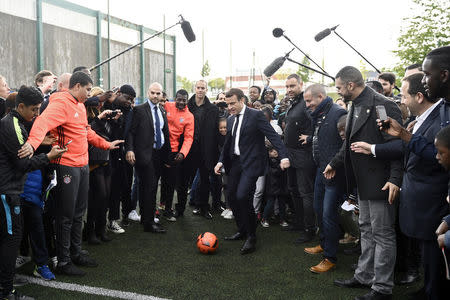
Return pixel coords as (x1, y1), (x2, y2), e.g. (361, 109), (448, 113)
(201, 60), (210, 78)
(393, 0), (450, 77)
(296, 56), (312, 83)
(177, 75), (194, 93)
(208, 77), (225, 91)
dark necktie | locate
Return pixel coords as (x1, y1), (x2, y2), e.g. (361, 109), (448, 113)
(230, 114), (240, 155)
(154, 105), (162, 149)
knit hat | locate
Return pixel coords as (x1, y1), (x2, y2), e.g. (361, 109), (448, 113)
(119, 84), (136, 98)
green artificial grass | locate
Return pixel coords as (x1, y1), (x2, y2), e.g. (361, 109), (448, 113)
(17, 207), (420, 299)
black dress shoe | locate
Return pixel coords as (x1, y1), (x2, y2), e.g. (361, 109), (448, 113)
(344, 243), (361, 255)
(294, 230), (314, 244)
(144, 223), (166, 233)
(224, 232), (245, 241)
(395, 271), (420, 285)
(240, 237), (256, 255)
(334, 277), (370, 289)
(354, 289), (392, 300)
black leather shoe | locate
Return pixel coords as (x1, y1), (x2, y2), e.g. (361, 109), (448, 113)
(72, 254), (98, 267)
(354, 289), (392, 300)
(144, 223), (166, 233)
(395, 271), (420, 285)
(98, 231), (113, 242)
(201, 210), (213, 220)
(224, 232), (245, 241)
(294, 230), (314, 244)
(334, 277), (370, 289)
(344, 243), (361, 255)
(240, 237), (256, 254)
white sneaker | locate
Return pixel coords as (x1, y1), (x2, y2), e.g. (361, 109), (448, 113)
(15, 255), (31, 269)
(128, 210), (141, 222)
(50, 256), (58, 269)
(108, 220), (125, 234)
(154, 217), (160, 224)
(221, 209), (230, 217)
(223, 210), (234, 219)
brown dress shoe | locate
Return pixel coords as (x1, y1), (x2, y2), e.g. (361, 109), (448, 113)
(310, 259), (335, 273)
(304, 244), (323, 254)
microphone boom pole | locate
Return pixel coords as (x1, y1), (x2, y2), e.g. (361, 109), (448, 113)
(286, 57), (335, 81)
(283, 35), (329, 75)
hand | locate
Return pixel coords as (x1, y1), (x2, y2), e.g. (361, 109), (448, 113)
(41, 134), (57, 146)
(323, 164), (336, 179)
(406, 120), (417, 132)
(174, 152), (184, 163)
(214, 162), (223, 175)
(436, 221), (449, 236)
(280, 159), (290, 170)
(381, 181), (400, 204)
(350, 141), (372, 155)
(299, 134), (309, 145)
(437, 234), (445, 248)
(18, 142), (34, 159)
(126, 151), (136, 165)
(112, 110), (123, 120)
(98, 109), (113, 120)
(46, 145), (67, 160)
(98, 91), (115, 103)
(377, 117), (408, 139)
(109, 140), (124, 150)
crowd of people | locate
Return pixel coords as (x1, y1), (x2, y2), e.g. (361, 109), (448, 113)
(0, 45), (449, 300)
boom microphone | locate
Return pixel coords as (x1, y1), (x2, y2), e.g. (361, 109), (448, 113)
(180, 15), (196, 42)
(272, 28), (284, 38)
(263, 48), (294, 77)
(314, 25), (339, 42)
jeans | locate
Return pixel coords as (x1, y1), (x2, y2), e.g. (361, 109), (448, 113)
(313, 169), (342, 263)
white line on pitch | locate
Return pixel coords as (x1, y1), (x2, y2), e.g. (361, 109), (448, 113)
(17, 275), (171, 300)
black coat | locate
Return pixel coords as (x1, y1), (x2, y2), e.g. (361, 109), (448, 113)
(398, 105), (449, 240)
(187, 95), (220, 169)
(283, 92), (314, 168)
(125, 102), (170, 167)
(330, 87), (403, 200)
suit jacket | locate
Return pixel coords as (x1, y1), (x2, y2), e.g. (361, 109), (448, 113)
(399, 105), (449, 240)
(219, 107), (288, 178)
(330, 87), (403, 200)
(125, 102), (170, 167)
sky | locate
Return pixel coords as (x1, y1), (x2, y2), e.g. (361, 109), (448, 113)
(68, 0), (416, 84)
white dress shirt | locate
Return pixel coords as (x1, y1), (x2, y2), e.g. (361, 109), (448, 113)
(232, 105), (246, 155)
(412, 100), (441, 134)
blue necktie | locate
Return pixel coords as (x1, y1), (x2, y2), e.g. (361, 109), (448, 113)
(154, 105), (162, 149)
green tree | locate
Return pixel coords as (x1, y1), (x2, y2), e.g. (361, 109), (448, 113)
(201, 60), (211, 78)
(296, 56), (312, 83)
(393, 0), (450, 77)
(208, 77), (225, 91)
(176, 75), (194, 93)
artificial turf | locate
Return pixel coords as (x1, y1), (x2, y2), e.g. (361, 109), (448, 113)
(17, 206), (421, 299)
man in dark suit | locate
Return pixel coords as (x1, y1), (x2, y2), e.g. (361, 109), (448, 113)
(324, 66), (403, 300)
(353, 73), (450, 299)
(214, 88), (290, 254)
(125, 82), (170, 233)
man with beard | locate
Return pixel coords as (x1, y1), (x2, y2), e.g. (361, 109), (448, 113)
(160, 89), (194, 220)
(324, 66), (402, 300)
(187, 80), (220, 219)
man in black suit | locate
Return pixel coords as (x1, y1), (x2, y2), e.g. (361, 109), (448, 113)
(125, 82), (170, 233)
(214, 88), (290, 254)
(283, 74), (317, 243)
(353, 73), (450, 299)
(324, 66), (403, 300)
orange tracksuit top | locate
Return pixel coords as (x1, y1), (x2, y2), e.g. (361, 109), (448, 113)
(164, 102), (194, 158)
(27, 91), (111, 167)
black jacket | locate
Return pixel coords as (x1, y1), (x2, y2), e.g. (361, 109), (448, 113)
(283, 92), (314, 168)
(125, 102), (170, 167)
(265, 156), (289, 196)
(330, 87), (403, 200)
(0, 111), (49, 195)
(187, 95), (220, 169)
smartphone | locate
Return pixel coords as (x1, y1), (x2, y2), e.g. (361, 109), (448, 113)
(63, 140), (72, 147)
(375, 105), (390, 128)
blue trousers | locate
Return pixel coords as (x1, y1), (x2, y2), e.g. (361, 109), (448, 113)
(22, 200), (49, 266)
(313, 169), (342, 263)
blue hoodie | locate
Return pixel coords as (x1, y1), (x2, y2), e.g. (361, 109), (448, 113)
(20, 170), (44, 208)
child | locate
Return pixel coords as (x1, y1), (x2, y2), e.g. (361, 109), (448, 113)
(261, 145), (289, 228)
(217, 118), (234, 219)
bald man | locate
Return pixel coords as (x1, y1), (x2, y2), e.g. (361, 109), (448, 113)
(125, 82), (170, 233)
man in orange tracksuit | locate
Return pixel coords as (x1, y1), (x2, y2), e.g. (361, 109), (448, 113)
(160, 89), (195, 220)
(18, 72), (123, 276)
